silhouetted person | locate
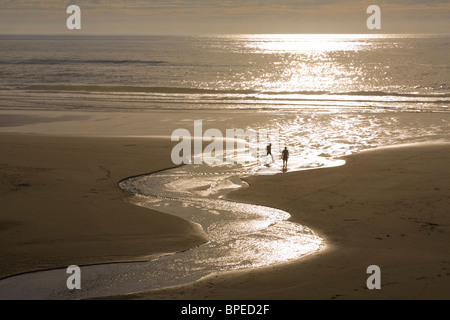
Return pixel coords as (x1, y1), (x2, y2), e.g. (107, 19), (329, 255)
(282, 147), (289, 170)
(266, 143), (274, 163)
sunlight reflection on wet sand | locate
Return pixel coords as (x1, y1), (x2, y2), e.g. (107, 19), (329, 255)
(0, 111), (447, 299)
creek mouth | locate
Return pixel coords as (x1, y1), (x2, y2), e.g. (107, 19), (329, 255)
(120, 163), (325, 273)
(0, 163), (324, 300)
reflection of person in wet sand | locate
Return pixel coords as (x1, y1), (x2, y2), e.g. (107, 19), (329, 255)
(282, 147), (289, 170)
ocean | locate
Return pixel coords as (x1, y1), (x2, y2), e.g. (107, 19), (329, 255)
(0, 34), (449, 298)
(1, 34), (448, 168)
(0, 34), (449, 113)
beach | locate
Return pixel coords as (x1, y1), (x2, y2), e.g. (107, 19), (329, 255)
(120, 142), (450, 300)
(1, 131), (449, 299)
(1, 34), (449, 300)
(0, 133), (208, 280)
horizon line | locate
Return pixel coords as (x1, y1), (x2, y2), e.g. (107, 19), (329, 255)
(1, 32), (449, 36)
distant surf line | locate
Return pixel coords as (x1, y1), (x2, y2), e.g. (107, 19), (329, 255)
(15, 84), (450, 98)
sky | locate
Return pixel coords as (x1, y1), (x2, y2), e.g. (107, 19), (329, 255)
(0, 0), (448, 35)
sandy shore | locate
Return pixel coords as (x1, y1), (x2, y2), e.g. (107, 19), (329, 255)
(1, 131), (449, 299)
(119, 143), (450, 300)
(0, 134), (208, 280)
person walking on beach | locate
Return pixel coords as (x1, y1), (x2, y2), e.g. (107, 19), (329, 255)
(266, 143), (274, 163)
(282, 147), (289, 170)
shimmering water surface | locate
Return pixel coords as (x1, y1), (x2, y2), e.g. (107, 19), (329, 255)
(1, 34), (449, 112)
(0, 34), (448, 299)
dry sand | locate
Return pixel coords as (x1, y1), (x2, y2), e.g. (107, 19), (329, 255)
(1, 132), (449, 300)
(121, 143), (450, 300)
(0, 134), (208, 280)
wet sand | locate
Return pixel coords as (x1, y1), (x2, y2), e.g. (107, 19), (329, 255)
(0, 134), (208, 280)
(1, 132), (449, 299)
(120, 143), (450, 300)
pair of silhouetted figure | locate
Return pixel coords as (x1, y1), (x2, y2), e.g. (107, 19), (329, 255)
(266, 144), (289, 170)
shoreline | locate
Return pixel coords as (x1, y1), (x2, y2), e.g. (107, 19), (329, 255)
(1, 132), (449, 299)
(0, 133), (209, 281)
(0, 131), (324, 299)
(117, 142), (450, 300)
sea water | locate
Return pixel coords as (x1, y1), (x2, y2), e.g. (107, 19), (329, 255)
(0, 34), (448, 299)
(1, 34), (448, 112)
